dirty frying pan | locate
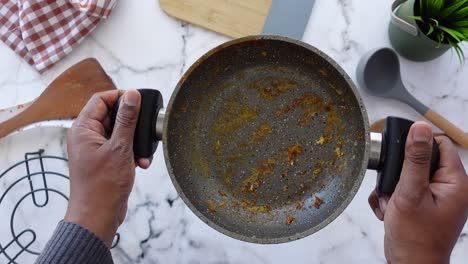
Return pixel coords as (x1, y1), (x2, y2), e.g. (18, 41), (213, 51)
(111, 36), (439, 243)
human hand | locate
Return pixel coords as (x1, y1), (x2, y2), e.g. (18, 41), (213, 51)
(64, 90), (151, 247)
(369, 122), (468, 264)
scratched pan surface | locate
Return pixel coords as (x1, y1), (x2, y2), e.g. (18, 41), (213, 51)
(163, 36), (370, 244)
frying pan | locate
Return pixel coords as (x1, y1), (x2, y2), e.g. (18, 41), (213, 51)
(111, 36), (439, 243)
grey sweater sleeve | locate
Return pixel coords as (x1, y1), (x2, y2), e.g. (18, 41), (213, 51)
(35, 221), (113, 264)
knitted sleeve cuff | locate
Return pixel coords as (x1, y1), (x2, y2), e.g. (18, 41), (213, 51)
(35, 220), (113, 264)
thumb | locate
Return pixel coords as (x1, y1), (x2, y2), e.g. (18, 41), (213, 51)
(111, 90), (141, 146)
(397, 122), (433, 201)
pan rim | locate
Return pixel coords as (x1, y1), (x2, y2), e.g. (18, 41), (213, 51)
(163, 35), (370, 244)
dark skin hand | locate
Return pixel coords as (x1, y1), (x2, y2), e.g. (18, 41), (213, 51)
(65, 92), (468, 259)
(65, 90), (152, 247)
(369, 122), (468, 264)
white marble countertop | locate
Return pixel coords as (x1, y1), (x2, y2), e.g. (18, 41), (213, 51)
(0, 0), (467, 263)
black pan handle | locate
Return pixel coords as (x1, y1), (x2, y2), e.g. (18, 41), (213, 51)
(376, 117), (440, 194)
(111, 89), (164, 159)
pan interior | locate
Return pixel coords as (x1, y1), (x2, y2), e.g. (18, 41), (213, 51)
(164, 37), (368, 243)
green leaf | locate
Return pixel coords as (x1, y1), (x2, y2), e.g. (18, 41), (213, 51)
(439, 26), (464, 42)
(427, 0), (445, 16)
(430, 18), (440, 26)
(449, 6), (468, 20)
(455, 47), (464, 65)
(436, 32), (445, 47)
(448, 38), (465, 64)
(427, 23), (435, 35)
(451, 20), (468, 27)
(457, 28), (468, 37)
(439, 0), (468, 19)
(433, 0), (445, 11)
(427, 0), (438, 17)
(437, 33), (443, 45)
(424, 0), (430, 14)
(408, 15), (425, 22)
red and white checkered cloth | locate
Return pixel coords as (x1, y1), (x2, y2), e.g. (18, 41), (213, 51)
(0, 0), (117, 73)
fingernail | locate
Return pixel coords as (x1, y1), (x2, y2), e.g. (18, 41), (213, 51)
(141, 159), (150, 168)
(379, 197), (388, 212)
(413, 124), (432, 143)
(374, 207), (383, 220)
(412, 124), (432, 143)
(124, 90), (140, 107)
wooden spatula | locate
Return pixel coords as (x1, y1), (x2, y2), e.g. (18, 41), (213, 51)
(0, 58), (116, 139)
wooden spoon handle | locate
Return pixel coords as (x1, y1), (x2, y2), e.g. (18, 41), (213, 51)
(432, 132), (447, 137)
(424, 109), (468, 148)
(370, 118), (467, 147)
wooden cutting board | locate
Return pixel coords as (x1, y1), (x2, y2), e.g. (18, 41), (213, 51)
(159, 0), (314, 39)
(160, 0), (271, 38)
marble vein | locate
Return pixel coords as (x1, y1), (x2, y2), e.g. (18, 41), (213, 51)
(0, 0), (467, 263)
(179, 22), (190, 75)
(89, 37), (181, 75)
(330, 0), (362, 63)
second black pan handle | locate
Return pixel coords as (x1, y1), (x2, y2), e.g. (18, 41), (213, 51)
(111, 89), (164, 159)
(376, 117), (440, 194)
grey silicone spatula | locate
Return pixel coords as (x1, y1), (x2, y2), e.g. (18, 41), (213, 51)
(357, 48), (468, 148)
(261, 0), (315, 39)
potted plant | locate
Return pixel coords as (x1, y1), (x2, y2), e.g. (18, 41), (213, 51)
(389, 0), (468, 62)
